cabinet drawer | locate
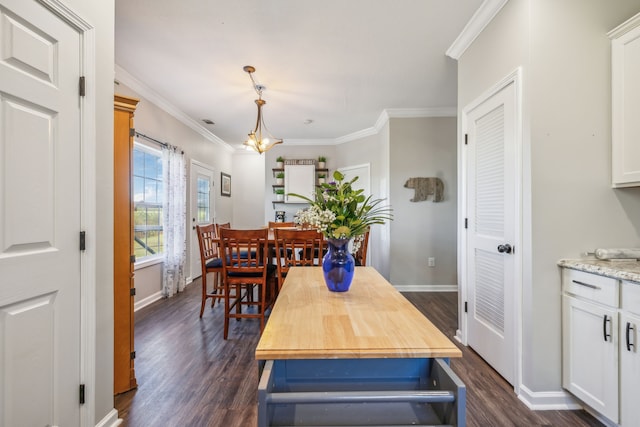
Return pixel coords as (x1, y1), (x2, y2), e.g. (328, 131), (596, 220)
(562, 269), (619, 307)
(622, 280), (640, 315)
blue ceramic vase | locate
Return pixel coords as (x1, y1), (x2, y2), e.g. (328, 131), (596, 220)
(322, 238), (355, 292)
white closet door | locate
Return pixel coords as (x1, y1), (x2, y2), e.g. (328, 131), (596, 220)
(465, 79), (517, 385)
(0, 0), (83, 425)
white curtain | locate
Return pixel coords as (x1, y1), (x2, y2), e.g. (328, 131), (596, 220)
(162, 147), (187, 297)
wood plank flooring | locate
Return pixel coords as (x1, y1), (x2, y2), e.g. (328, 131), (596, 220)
(114, 279), (602, 427)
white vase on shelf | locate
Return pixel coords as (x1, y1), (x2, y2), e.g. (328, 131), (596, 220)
(318, 161), (326, 169)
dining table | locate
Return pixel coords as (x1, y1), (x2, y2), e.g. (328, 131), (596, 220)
(255, 266), (466, 427)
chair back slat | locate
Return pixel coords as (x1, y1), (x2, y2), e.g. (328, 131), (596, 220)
(274, 228), (325, 289)
(219, 228), (269, 279)
(196, 224), (219, 263)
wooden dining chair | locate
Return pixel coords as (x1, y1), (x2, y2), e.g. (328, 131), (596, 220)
(274, 228), (325, 290)
(218, 228), (277, 339)
(354, 229), (370, 266)
(267, 221), (296, 263)
(195, 224), (224, 317)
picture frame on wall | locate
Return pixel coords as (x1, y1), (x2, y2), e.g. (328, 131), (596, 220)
(221, 172), (231, 197)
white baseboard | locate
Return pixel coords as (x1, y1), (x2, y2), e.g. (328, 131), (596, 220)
(186, 276), (193, 285)
(395, 284), (458, 292)
(517, 384), (583, 410)
(95, 409), (121, 427)
(454, 329), (465, 344)
(134, 291), (163, 312)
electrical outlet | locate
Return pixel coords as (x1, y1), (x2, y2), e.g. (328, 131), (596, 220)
(428, 257), (435, 267)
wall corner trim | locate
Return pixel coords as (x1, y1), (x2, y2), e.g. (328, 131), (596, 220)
(446, 0), (509, 60)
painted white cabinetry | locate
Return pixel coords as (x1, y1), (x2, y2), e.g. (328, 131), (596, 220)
(609, 13), (640, 187)
(562, 269), (640, 425)
(620, 281), (640, 427)
(284, 164), (315, 203)
(562, 269), (619, 423)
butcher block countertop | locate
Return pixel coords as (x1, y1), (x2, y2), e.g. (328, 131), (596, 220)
(558, 258), (640, 283)
(255, 266), (462, 360)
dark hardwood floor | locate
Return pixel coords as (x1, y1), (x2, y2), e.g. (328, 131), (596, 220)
(114, 278), (602, 427)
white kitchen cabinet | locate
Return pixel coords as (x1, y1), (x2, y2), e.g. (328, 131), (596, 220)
(609, 13), (640, 187)
(620, 281), (640, 427)
(284, 164), (315, 203)
(562, 288), (619, 422)
(562, 268), (640, 425)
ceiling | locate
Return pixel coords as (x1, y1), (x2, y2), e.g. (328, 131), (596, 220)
(115, 0), (485, 150)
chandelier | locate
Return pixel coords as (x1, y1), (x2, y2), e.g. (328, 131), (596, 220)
(242, 65), (283, 154)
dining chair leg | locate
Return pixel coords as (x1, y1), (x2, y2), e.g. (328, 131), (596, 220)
(199, 272), (208, 318)
(223, 281), (230, 339)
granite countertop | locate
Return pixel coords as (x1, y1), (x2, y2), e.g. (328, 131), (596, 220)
(558, 259), (640, 283)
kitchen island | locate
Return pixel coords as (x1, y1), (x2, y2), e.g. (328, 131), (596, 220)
(255, 266), (465, 427)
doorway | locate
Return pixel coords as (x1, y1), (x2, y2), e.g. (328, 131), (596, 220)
(461, 69), (522, 388)
(190, 160), (215, 280)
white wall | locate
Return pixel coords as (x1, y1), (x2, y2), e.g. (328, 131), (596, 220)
(233, 151), (267, 228)
(458, 0), (640, 394)
(389, 117), (457, 290)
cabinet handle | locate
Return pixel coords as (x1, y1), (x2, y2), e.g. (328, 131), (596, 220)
(603, 315), (611, 342)
(572, 280), (600, 290)
(627, 322), (635, 352)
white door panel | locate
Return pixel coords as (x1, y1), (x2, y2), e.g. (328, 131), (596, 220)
(465, 79), (517, 385)
(0, 0), (81, 425)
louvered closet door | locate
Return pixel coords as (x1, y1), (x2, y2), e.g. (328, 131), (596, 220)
(466, 80), (516, 385)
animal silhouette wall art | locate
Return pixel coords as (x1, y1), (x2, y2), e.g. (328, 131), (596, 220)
(404, 177), (444, 202)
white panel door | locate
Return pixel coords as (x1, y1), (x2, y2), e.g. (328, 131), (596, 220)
(190, 161), (215, 280)
(0, 1), (82, 426)
(465, 80), (517, 384)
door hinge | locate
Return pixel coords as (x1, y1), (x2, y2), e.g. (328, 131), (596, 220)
(130, 128), (135, 137)
(79, 384), (85, 405)
(130, 288), (136, 296)
(464, 301), (468, 313)
(130, 351), (136, 360)
(79, 231), (86, 251)
(130, 254), (136, 263)
(464, 133), (468, 145)
(79, 76), (86, 97)
(464, 218), (468, 229)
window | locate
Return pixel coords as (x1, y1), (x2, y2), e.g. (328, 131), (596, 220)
(197, 176), (210, 222)
(133, 142), (163, 260)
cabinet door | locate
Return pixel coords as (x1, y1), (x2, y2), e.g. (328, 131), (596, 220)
(620, 311), (640, 427)
(284, 164), (315, 203)
(610, 14), (640, 187)
(562, 295), (618, 422)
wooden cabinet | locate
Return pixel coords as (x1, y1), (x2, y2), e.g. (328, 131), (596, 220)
(562, 268), (640, 425)
(609, 13), (640, 187)
(114, 94), (139, 394)
(562, 269), (619, 422)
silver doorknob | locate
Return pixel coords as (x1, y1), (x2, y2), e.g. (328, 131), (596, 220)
(497, 244), (512, 254)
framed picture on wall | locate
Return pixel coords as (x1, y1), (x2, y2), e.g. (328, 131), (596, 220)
(221, 172), (231, 197)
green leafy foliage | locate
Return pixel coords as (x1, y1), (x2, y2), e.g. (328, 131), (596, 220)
(290, 171), (393, 239)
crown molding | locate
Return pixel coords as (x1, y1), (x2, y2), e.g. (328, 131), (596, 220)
(114, 65), (234, 153)
(608, 11), (640, 39)
(115, 65), (457, 149)
(446, 0), (509, 60)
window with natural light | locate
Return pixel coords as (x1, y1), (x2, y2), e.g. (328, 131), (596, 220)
(133, 142), (164, 260)
(197, 176), (211, 223)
